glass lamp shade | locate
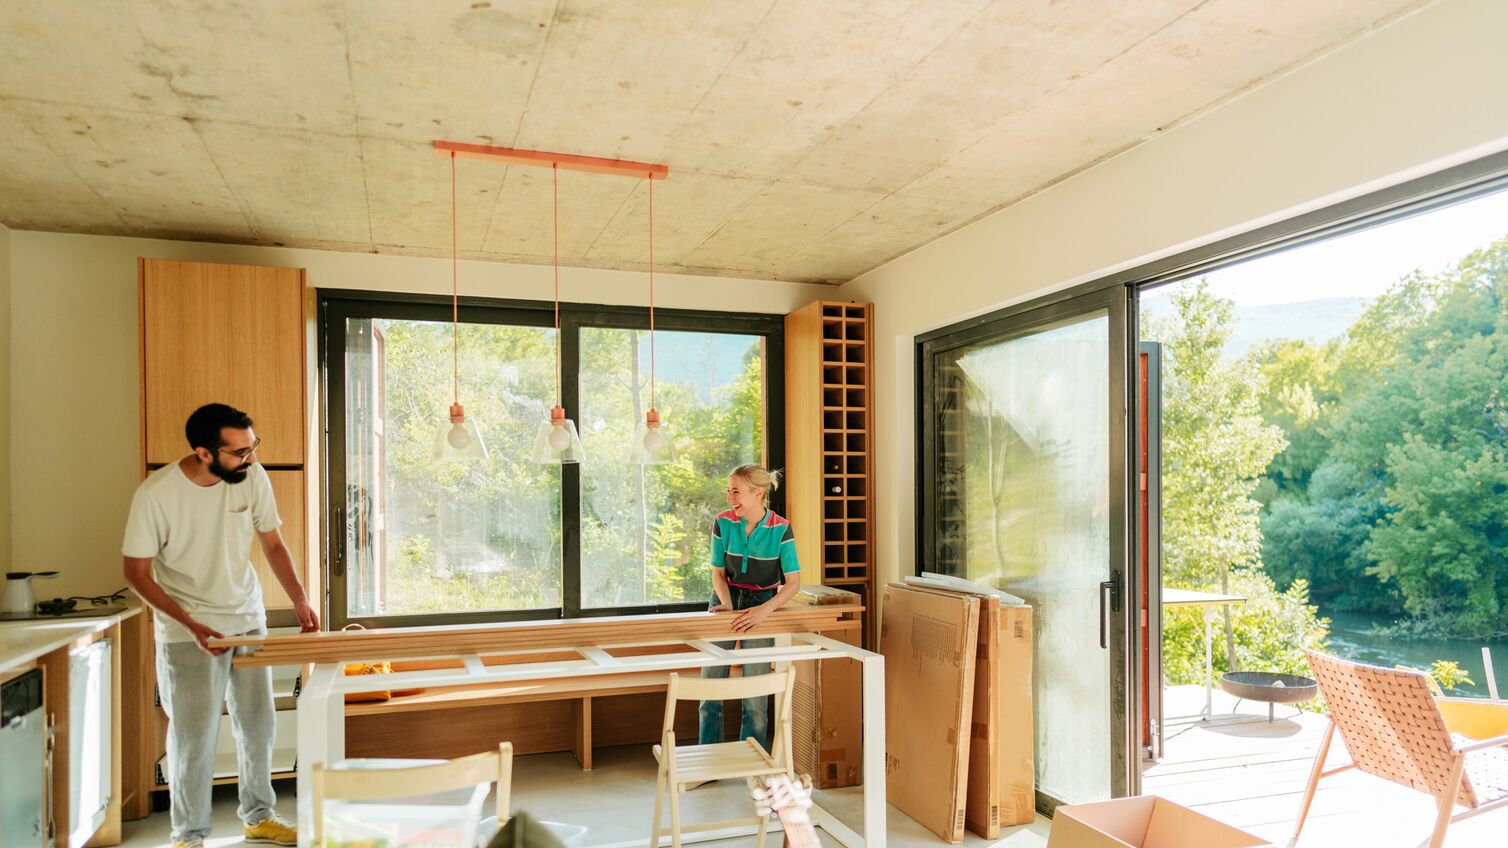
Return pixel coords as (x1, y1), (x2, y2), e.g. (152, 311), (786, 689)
(630, 408), (678, 465)
(530, 406), (585, 464)
(432, 403), (488, 462)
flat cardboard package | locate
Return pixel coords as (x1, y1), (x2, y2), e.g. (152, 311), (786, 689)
(1047, 796), (1270, 848)
(966, 599), (1035, 837)
(881, 583), (980, 843)
(790, 585), (863, 788)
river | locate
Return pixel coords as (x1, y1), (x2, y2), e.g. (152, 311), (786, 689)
(1323, 608), (1508, 699)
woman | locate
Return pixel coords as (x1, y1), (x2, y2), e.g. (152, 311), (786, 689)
(700, 464), (801, 750)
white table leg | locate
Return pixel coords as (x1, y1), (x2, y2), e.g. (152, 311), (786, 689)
(1203, 612), (1213, 721)
(296, 663), (342, 848)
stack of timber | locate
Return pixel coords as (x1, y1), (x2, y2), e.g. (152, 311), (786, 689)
(217, 605), (862, 667)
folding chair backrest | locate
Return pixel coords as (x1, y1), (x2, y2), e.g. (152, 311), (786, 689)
(661, 668), (797, 766)
(1306, 651), (1477, 808)
(312, 742), (514, 845)
(667, 667), (796, 705)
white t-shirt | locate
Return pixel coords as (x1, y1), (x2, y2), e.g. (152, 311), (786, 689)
(122, 460), (280, 643)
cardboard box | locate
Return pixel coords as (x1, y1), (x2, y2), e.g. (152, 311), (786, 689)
(1047, 796), (1270, 848)
(881, 583), (980, 843)
(966, 600), (1035, 837)
(790, 581), (863, 788)
(792, 622), (863, 787)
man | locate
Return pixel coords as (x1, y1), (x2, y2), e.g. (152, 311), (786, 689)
(123, 403), (319, 848)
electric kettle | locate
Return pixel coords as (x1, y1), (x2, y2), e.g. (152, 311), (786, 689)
(2, 571), (58, 619)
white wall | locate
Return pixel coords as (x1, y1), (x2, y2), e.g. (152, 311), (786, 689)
(8, 231), (830, 599)
(838, 0), (1508, 590)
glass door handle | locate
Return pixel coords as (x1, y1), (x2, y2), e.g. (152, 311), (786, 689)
(1099, 579), (1120, 649)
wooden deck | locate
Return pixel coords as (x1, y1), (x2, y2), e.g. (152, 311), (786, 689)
(1143, 685), (1508, 847)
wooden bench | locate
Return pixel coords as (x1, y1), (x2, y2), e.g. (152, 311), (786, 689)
(343, 654), (707, 769)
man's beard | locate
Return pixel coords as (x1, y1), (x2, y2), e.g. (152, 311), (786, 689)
(209, 455), (251, 484)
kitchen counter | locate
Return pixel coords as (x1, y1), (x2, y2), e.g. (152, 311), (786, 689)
(0, 603), (143, 674)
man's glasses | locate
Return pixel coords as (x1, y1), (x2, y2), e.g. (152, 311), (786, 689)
(218, 438), (261, 463)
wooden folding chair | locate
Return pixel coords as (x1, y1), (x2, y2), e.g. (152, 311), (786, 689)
(311, 742), (513, 847)
(651, 668), (796, 848)
(1297, 652), (1508, 848)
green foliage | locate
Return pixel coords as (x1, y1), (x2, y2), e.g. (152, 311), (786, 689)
(1161, 571), (1329, 686)
(353, 318), (764, 617)
(1428, 659), (1475, 693)
(1258, 237), (1508, 638)
(1151, 280), (1326, 685)
(1155, 280), (1288, 590)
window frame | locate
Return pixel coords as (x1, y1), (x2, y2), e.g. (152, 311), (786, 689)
(320, 290), (785, 630)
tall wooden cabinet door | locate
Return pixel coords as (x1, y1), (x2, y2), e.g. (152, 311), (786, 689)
(141, 259), (305, 465)
(250, 470), (306, 611)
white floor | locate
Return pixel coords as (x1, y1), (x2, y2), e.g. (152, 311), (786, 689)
(120, 744), (1052, 847)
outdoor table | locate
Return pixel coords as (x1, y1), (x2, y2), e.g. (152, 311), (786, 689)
(1163, 588), (1246, 721)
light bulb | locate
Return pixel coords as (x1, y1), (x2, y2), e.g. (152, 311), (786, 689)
(642, 427), (663, 452)
(446, 422), (472, 449)
(548, 425), (572, 452)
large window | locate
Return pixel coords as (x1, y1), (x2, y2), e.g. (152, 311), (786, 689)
(325, 294), (782, 627)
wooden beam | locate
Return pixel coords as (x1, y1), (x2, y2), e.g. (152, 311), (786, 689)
(433, 140), (668, 180)
(219, 606), (861, 667)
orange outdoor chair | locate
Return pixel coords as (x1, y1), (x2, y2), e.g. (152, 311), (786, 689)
(1296, 651), (1508, 848)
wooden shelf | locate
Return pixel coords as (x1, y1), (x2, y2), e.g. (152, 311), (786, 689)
(787, 300), (876, 650)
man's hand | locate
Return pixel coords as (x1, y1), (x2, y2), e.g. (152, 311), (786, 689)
(188, 620), (228, 656)
(294, 600), (320, 633)
(732, 602), (773, 633)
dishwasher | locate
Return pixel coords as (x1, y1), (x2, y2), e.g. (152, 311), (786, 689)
(1, 667), (49, 848)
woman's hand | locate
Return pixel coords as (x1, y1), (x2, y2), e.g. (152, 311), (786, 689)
(732, 602), (774, 633)
(709, 602), (732, 613)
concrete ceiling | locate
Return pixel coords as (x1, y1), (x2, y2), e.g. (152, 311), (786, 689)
(0, 1), (1427, 284)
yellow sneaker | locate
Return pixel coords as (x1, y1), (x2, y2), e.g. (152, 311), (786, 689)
(170, 840), (204, 848)
(244, 812), (298, 846)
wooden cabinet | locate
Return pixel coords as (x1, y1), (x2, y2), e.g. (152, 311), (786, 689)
(137, 258), (316, 617)
(252, 470), (306, 612)
(139, 259), (305, 466)
(785, 301), (876, 649)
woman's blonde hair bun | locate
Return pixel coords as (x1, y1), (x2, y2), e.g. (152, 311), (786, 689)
(730, 464), (781, 504)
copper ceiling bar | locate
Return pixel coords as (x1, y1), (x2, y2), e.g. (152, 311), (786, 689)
(433, 140), (669, 180)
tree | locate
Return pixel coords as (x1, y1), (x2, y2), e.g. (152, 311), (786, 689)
(1150, 280), (1329, 682)
(1258, 235), (1508, 638)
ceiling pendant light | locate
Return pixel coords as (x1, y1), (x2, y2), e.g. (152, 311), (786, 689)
(631, 174), (677, 465)
(531, 163), (585, 464)
(433, 151), (488, 462)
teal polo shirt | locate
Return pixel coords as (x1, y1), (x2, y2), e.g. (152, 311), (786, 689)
(710, 508), (800, 590)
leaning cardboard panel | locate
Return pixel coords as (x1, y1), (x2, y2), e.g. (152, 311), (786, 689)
(881, 584), (980, 843)
(791, 585), (863, 788)
(966, 599), (1035, 837)
(1047, 796), (1270, 848)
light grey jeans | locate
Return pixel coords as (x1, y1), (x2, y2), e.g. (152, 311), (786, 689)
(156, 628), (276, 842)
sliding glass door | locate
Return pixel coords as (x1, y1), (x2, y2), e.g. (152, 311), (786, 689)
(918, 286), (1137, 808)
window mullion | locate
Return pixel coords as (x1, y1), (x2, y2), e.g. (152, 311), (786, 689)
(561, 309), (583, 618)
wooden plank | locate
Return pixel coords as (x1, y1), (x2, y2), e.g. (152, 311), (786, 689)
(119, 611), (155, 821)
(39, 644), (72, 848)
(784, 299), (824, 588)
(573, 697), (592, 769)
(252, 470), (305, 611)
(343, 669), (697, 716)
(220, 606), (861, 667)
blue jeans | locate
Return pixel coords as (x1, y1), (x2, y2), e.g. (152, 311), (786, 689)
(699, 587), (776, 749)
